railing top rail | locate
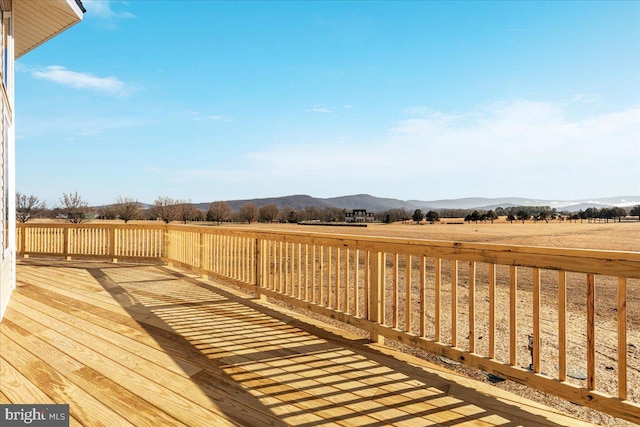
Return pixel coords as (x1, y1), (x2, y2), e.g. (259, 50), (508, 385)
(170, 224), (640, 278)
(18, 222), (167, 230)
(19, 222), (640, 277)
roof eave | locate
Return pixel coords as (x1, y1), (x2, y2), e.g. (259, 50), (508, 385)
(14, 0), (85, 59)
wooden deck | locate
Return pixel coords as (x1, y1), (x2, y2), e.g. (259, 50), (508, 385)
(0, 259), (595, 426)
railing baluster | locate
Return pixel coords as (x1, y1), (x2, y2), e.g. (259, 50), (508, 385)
(110, 227), (116, 262)
(320, 246), (325, 306)
(298, 243), (302, 299)
(533, 268), (541, 373)
(335, 247), (340, 310)
(268, 240), (274, 290)
(327, 247), (333, 308)
(451, 259), (458, 347)
(468, 261), (475, 353)
(587, 273), (596, 390)
(344, 248), (349, 313)
(278, 241), (283, 293)
(379, 254), (385, 326)
(489, 263), (495, 359)
(393, 253), (399, 329)
(354, 250), (359, 317)
(369, 251), (384, 344)
(510, 266), (518, 367)
(618, 276), (627, 400)
(287, 242), (292, 296)
(420, 256), (426, 337)
(406, 255), (412, 333)
(364, 251), (370, 319)
(63, 227), (70, 260)
(558, 271), (566, 381)
(303, 244), (308, 301)
(312, 245), (317, 304)
(435, 257), (441, 342)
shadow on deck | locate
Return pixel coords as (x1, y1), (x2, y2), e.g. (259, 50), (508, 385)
(0, 259), (594, 426)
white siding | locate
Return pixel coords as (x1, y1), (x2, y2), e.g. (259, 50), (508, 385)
(0, 3), (14, 321)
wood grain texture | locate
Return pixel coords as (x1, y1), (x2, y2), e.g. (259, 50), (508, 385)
(0, 259), (597, 426)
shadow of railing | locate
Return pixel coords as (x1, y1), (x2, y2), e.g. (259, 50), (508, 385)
(22, 259), (584, 426)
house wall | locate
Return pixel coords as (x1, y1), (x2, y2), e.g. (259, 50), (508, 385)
(0, 1), (15, 320)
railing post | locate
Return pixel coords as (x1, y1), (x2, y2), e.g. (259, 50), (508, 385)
(199, 232), (207, 278)
(369, 251), (384, 344)
(19, 224), (27, 258)
(587, 273), (596, 390)
(109, 226), (117, 263)
(64, 226), (71, 261)
(163, 224), (171, 265)
(256, 238), (267, 301)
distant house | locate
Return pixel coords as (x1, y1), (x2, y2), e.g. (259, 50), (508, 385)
(345, 209), (375, 223)
(0, 1), (85, 320)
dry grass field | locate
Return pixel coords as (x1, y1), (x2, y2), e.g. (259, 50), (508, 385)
(221, 219), (640, 426)
(230, 219), (640, 252)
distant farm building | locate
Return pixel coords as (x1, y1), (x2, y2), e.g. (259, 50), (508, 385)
(345, 209), (375, 223)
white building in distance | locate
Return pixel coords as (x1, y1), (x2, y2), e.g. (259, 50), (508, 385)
(345, 209), (375, 223)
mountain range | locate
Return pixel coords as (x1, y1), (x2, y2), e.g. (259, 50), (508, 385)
(191, 194), (640, 213)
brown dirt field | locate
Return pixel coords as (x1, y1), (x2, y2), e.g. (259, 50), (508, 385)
(228, 220), (640, 252)
(221, 220), (640, 426)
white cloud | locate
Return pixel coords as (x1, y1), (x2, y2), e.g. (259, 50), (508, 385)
(388, 100), (639, 173)
(307, 105), (333, 114)
(30, 66), (127, 96)
(83, 0), (135, 20)
(143, 99), (640, 200)
(185, 111), (231, 122)
(571, 94), (601, 105)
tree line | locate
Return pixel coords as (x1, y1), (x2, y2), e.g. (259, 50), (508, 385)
(15, 192), (640, 224)
(462, 206), (634, 223)
(15, 192), (354, 224)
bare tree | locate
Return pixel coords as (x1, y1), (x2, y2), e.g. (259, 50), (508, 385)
(112, 197), (141, 223)
(98, 205), (117, 220)
(177, 201), (199, 224)
(149, 197), (180, 223)
(259, 203), (280, 223)
(16, 192), (46, 223)
(279, 206), (299, 223)
(516, 210), (531, 224)
(321, 207), (345, 222)
(60, 192), (90, 223)
(207, 201), (232, 225)
(300, 206), (321, 221)
(238, 202), (258, 224)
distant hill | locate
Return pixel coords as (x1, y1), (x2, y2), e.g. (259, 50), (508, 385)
(408, 197), (534, 210)
(195, 194), (332, 212)
(560, 202), (615, 212)
(190, 194), (640, 213)
(323, 194), (421, 211)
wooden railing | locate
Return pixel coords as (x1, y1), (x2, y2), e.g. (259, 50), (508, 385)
(17, 223), (166, 261)
(16, 222), (640, 423)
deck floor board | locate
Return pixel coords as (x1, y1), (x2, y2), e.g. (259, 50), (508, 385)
(0, 259), (595, 426)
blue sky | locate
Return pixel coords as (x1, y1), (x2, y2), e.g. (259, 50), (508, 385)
(16, 0), (640, 206)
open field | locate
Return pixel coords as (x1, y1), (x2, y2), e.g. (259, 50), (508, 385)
(224, 220), (640, 252)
